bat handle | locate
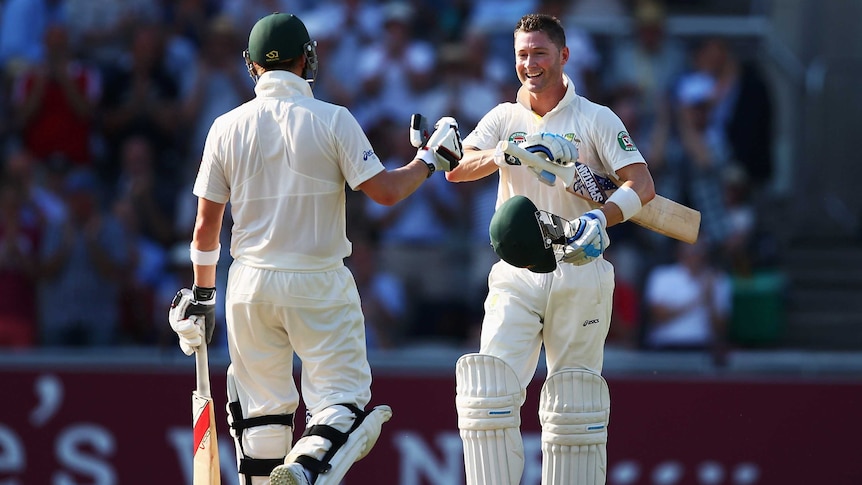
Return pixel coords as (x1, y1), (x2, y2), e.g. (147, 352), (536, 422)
(409, 113), (429, 148)
(193, 317), (212, 398)
(500, 141), (579, 188)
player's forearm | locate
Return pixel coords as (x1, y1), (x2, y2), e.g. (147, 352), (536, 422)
(193, 263), (217, 288)
(445, 148), (498, 182)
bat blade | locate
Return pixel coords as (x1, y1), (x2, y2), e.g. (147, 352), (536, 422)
(500, 141), (701, 244)
(193, 329), (220, 485)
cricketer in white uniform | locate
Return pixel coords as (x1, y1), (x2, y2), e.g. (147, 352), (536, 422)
(446, 13), (656, 485)
(167, 12), (463, 485)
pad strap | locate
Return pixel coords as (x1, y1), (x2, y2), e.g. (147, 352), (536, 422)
(228, 400), (295, 478)
(230, 412), (295, 433)
(293, 404), (368, 476)
(239, 457), (284, 476)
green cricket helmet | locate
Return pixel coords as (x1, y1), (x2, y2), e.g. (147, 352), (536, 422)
(489, 195), (566, 273)
(243, 12), (318, 84)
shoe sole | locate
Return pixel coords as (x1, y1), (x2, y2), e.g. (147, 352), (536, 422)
(270, 465), (305, 485)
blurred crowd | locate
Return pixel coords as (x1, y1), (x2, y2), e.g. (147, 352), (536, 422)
(0, 0), (779, 360)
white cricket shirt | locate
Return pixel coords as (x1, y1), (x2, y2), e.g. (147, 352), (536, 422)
(194, 71), (385, 271)
(463, 75), (646, 221)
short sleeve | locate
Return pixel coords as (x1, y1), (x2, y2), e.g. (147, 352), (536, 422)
(193, 121), (230, 204)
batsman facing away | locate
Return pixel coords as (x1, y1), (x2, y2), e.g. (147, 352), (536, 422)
(168, 12), (462, 485)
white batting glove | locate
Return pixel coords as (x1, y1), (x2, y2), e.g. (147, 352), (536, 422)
(520, 133), (579, 166)
(494, 140), (557, 186)
(493, 140), (522, 167)
(416, 116), (463, 176)
(168, 311), (204, 355)
(560, 209), (610, 266)
(170, 286), (216, 342)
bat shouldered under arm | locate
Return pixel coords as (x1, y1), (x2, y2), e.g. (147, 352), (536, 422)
(500, 141), (700, 244)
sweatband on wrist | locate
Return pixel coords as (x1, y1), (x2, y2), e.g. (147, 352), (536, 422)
(190, 243), (221, 265)
(416, 149), (435, 177)
(606, 185), (642, 221)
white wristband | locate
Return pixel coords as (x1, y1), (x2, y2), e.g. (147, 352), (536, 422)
(606, 185), (642, 221)
(190, 243), (221, 265)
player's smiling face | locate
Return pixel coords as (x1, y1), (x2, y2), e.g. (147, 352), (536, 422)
(514, 30), (568, 93)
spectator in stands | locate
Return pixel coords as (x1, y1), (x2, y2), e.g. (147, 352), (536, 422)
(112, 194), (168, 344)
(694, 36), (774, 189)
(300, 0), (381, 109)
(355, 1), (436, 126)
(219, 0), (305, 35)
(0, 179), (41, 348)
(9, 22), (101, 168)
(4, 148), (67, 226)
(459, 169), (498, 308)
(567, 0), (627, 18)
(417, 38), (506, 131)
(643, 239), (731, 365)
(100, 23), (181, 184)
(346, 233), (409, 350)
(721, 164), (758, 275)
(38, 168), (130, 346)
(0, 0), (66, 75)
(603, 245), (643, 348)
(362, 115), (461, 331)
(674, 71), (732, 245)
(604, 0), (686, 158)
(114, 135), (177, 246)
(180, 14), (251, 183)
(64, 0), (162, 70)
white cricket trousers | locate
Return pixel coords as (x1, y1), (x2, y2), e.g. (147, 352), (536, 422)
(480, 259), (615, 387)
(224, 261), (373, 419)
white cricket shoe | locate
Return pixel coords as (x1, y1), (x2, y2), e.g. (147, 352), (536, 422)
(270, 463), (311, 485)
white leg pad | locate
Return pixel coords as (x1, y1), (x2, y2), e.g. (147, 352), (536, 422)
(273, 405), (392, 485)
(456, 353), (526, 485)
(540, 368), (610, 485)
(226, 366), (293, 485)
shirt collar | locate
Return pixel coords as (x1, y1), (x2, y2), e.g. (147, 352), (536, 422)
(254, 70), (315, 99)
(516, 74), (577, 114)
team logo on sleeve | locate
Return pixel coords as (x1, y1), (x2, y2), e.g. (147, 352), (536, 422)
(617, 131), (637, 151)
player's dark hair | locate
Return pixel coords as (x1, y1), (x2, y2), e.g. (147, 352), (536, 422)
(515, 14), (567, 50)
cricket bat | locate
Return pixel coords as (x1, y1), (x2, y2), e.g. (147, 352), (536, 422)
(192, 316), (220, 485)
(500, 141), (701, 244)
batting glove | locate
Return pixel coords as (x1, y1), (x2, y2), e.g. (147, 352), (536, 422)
(520, 133), (579, 166)
(170, 285), (216, 346)
(416, 117), (463, 176)
(560, 209), (610, 266)
(168, 313), (204, 356)
(493, 140), (557, 186)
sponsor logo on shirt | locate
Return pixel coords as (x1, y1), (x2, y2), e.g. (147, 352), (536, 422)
(583, 318), (600, 327)
(576, 164), (604, 202)
(509, 132), (527, 144)
(363, 149), (375, 161)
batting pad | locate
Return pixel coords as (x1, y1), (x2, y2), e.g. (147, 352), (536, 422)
(456, 353), (526, 485)
(285, 405), (392, 485)
(540, 369), (610, 485)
